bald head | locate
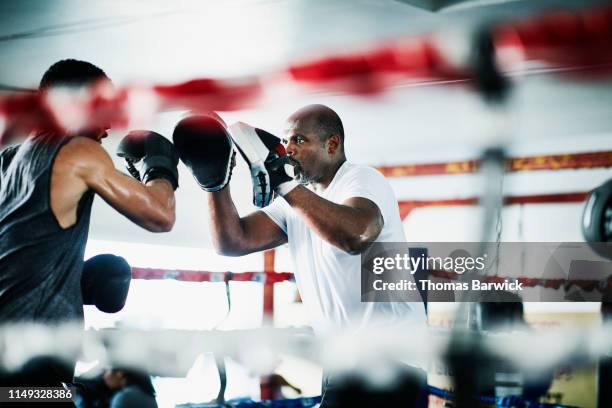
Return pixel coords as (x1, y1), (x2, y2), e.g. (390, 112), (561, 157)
(283, 104), (346, 186)
(287, 104), (344, 146)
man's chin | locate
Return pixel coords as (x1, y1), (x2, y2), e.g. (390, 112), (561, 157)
(294, 175), (309, 186)
(293, 167), (307, 183)
(293, 171), (304, 184)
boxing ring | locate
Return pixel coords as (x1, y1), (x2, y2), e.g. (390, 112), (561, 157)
(1, 2), (612, 407)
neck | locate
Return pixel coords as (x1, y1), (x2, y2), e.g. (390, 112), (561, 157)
(312, 158), (346, 193)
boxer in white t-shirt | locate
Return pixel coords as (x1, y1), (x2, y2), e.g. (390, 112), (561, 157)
(202, 104), (427, 407)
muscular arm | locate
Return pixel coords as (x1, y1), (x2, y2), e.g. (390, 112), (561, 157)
(52, 137), (175, 232)
(283, 186), (383, 255)
(208, 187), (287, 256)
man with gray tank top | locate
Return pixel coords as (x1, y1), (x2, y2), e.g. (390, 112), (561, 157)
(0, 59), (177, 394)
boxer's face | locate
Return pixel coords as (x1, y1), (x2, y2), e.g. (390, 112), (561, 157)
(79, 78), (113, 144)
(283, 119), (331, 185)
(44, 78), (112, 144)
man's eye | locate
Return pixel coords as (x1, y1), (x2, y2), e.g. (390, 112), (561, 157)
(296, 137), (304, 144)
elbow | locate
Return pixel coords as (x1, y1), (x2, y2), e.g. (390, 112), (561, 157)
(158, 210), (176, 232)
(340, 215), (383, 255)
(157, 216), (175, 233)
(148, 210), (175, 233)
(340, 235), (373, 255)
(339, 224), (382, 255)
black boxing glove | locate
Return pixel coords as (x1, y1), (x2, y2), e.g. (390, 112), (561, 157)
(81, 254), (131, 313)
(173, 113), (235, 192)
(583, 179), (612, 259)
(117, 130), (179, 190)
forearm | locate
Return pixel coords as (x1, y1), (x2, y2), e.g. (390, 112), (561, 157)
(74, 135), (177, 232)
(283, 186), (382, 254)
(143, 178), (176, 223)
(87, 166), (175, 232)
(207, 187), (247, 255)
(106, 173), (175, 232)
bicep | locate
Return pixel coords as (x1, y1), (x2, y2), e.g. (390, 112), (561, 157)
(239, 211), (288, 253)
(75, 139), (174, 231)
(80, 147), (147, 204)
(91, 163), (151, 204)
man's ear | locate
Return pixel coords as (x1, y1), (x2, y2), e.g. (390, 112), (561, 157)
(327, 134), (341, 155)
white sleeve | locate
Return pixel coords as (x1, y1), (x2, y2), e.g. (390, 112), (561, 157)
(336, 166), (395, 212)
(260, 196), (289, 234)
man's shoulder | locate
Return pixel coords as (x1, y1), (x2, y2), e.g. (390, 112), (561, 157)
(51, 137), (112, 187)
(340, 162), (387, 184)
(18, 133), (103, 159)
(57, 136), (109, 164)
(333, 162), (397, 208)
(61, 136), (103, 152)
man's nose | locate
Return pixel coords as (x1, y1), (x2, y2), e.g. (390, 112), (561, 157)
(285, 141), (296, 156)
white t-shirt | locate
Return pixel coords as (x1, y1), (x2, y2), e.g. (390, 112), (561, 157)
(262, 162), (426, 335)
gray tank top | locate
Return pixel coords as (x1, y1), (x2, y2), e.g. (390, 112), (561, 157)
(0, 133), (94, 324)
